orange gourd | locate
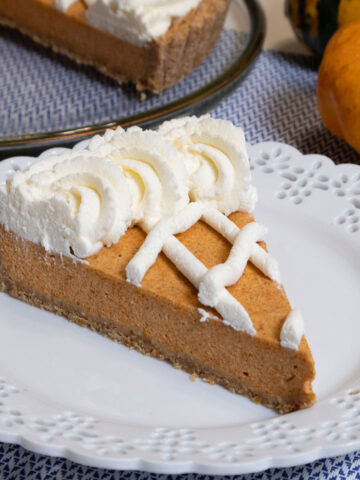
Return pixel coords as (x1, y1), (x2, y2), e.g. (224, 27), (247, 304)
(317, 19), (360, 153)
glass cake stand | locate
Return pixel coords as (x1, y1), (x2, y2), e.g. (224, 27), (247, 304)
(0, 0), (265, 158)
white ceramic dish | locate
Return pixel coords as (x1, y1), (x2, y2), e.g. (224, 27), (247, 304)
(0, 142), (359, 475)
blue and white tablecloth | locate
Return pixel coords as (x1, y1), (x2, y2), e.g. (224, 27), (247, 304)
(1, 21), (360, 480)
(0, 441), (359, 479)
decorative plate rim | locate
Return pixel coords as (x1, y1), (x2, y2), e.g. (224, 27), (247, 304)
(0, 0), (265, 156)
(0, 141), (360, 475)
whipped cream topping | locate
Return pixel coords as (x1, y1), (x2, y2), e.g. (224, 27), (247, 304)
(126, 201), (205, 287)
(198, 308), (220, 323)
(108, 130), (189, 230)
(55, 0), (77, 12)
(0, 153), (131, 258)
(201, 208), (281, 283)
(198, 222), (268, 307)
(55, 0), (202, 46)
(280, 310), (304, 349)
(0, 128), (188, 258)
(160, 116), (258, 215)
(87, 128), (189, 231)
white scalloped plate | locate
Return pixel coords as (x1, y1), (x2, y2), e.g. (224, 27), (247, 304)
(0, 142), (360, 475)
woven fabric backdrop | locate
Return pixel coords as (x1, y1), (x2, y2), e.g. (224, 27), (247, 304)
(0, 20), (360, 480)
(0, 442), (359, 480)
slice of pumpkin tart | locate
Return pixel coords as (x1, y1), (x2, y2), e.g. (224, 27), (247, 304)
(0, 0), (230, 92)
(0, 117), (315, 412)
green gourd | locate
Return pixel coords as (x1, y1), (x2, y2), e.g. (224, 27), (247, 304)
(286, 0), (360, 56)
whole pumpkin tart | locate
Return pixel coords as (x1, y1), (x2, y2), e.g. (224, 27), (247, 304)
(317, 18), (360, 154)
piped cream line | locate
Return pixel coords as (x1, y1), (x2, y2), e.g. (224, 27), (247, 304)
(126, 202), (204, 286)
(55, 0), (77, 12)
(126, 202), (255, 334)
(280, 310), (304, 349)
(202, 209), (281, 284)
(198, 308), (219, 323)
(198, 222), (268, 307)
(126, 202), (282, 336)
(162, 236), (256, 335)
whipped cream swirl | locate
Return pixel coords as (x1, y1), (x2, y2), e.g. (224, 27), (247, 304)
(0, 153), (131, 258)
(87, 128), (189, 231)
(160, 116), (257, 215)
(107, 130), (189, 230)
